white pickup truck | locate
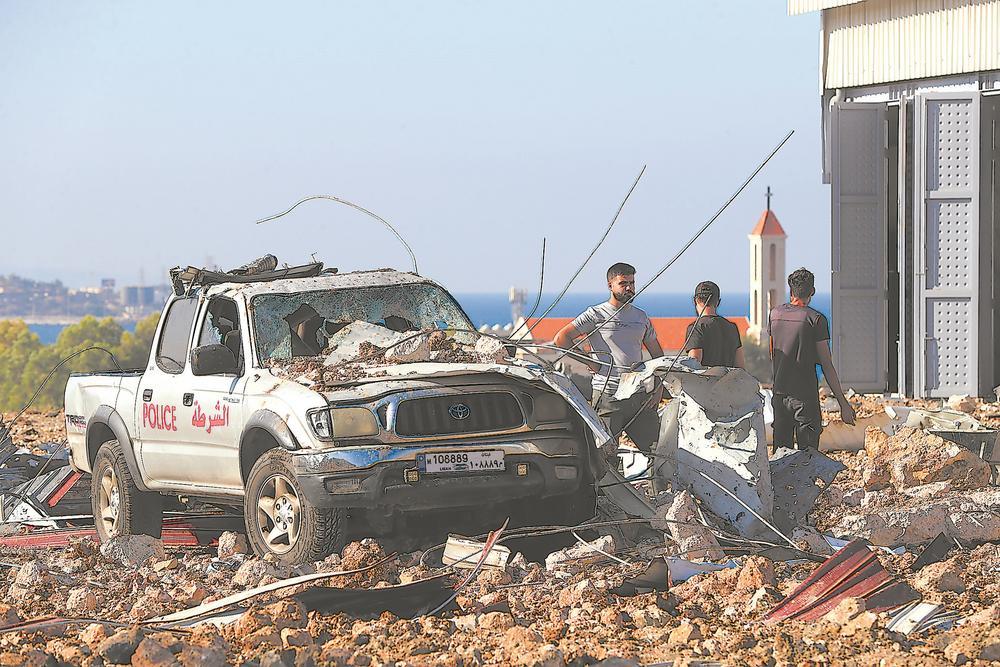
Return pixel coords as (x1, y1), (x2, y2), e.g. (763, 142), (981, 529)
(65, 265), (608, 564)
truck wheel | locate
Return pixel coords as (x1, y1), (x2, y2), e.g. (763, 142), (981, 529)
(92, 440), (163, 542)
(244, 449), (343, 565)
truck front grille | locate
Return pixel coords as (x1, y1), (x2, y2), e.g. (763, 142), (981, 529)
(394, 392), (524, 437)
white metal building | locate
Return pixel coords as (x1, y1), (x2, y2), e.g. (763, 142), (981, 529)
(793, 0), (1000, 397)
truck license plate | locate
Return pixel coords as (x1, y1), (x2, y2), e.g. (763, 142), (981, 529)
(418, 450), (505, 474)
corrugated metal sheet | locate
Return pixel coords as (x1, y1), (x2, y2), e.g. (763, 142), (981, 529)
(824, 0), (1000, 88)
(788, 0), (865, 15)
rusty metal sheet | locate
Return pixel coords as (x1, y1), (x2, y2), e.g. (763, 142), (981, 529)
(765, 540), (873, 623)
(765, 539), (918, 624)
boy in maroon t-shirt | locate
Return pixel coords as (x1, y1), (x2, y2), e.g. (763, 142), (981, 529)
(768, 268), (855, 450)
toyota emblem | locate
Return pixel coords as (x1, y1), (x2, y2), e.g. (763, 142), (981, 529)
(448, 403), (471, 420)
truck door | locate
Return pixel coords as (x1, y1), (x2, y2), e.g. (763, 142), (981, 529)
(182, 296), (247, 491)
(136, 295), (200, 487)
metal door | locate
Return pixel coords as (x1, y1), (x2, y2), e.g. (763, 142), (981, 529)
(831, 102), (888, 392)
(915, 93), (980, 397)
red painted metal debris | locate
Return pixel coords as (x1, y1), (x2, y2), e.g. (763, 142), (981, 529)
(0, 516), (229, 549)
(764, 539), (918, 624)
(46, 471), (83, 507)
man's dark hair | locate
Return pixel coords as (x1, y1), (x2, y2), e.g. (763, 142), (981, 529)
(788, 268), (815, 300)
(693, 281), (721, 307)
(607, 262), (636, 281)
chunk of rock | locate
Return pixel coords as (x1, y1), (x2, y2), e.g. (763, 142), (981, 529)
(545, 535), (615, 572)
(385, 333), (433, 363)
(96, 627), (145, 664)
(823, 597), (866, 625)
(658, 491), (724, 561)
(100, 535), (166, 568)
(864, 426), (990, 492)
(736, 556), (776, 592)
(66, 587), (98, 614)
(668, 621), (703, 646)
(558, 579), (605, 607)
(914, 559), (966, 593)
(947, 395), (978, 414)
(234, 559), (276, 587)
(217, 531), (250, 559)
(474, 336), (507, 364)
(478, 611), (516, 632)
(791, 526), (834, 556)
(131, 637), (179, 667)
(8, 560), (49, 601)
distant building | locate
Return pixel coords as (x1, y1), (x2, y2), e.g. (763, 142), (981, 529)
(792, 0), (1000, 397)
(747, 188), (787, 341)
(100, 278), (116, 291)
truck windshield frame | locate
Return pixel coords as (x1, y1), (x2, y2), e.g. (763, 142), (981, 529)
(250, 283), (475, 364)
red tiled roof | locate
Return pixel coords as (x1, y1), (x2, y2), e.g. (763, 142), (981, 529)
(525, 316), (750, 351)
(750, 209), (787, 237)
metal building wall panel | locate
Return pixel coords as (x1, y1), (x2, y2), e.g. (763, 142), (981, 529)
(788, 0), (865, 15)
(915, 92), (980, 397)
(831, 102), (888, 392)
(824, 0), (1000, 89)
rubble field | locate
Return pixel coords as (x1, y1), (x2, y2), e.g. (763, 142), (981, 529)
(3, 399), (1000, 666)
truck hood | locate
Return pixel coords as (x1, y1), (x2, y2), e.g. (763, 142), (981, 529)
(317, 361), (612, 448)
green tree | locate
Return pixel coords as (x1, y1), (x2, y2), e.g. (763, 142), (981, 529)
(0, 314), (163, 414)
(116, 313), (160, 369)
(0, 321), (45, 413)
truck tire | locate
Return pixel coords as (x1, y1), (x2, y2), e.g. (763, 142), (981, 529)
(244, 449), (343, 565)
(92, 440), (163, 542)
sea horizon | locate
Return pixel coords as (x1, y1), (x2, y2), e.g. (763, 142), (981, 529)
(20, 292), (832, 344)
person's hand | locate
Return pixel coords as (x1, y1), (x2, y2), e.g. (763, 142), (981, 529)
(839, 399), (856, 426)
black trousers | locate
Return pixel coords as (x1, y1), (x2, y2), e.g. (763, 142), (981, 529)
(596, 390), (660, 454)
(772, 393), (822, 450)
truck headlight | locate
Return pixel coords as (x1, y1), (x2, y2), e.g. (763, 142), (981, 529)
(308, 410), (333, 439)
(308, 408), (379, 440)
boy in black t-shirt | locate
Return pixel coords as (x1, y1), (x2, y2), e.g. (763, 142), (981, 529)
(768, 268), (856, 451)
(685, 281), (743, 368)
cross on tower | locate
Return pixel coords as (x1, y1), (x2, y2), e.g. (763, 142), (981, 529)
(766, 186), (773, 212)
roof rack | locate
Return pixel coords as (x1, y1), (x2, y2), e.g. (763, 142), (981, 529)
(169, 258), (328, 296)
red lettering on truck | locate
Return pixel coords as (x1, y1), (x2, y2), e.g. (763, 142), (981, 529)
(142, 403), (177, 431)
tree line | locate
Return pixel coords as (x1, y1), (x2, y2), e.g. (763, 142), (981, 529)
(0, 314), (159, 413)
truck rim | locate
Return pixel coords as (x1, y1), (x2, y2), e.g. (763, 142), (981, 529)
(256, 473), (300, 554)
(98, 468), (120, 537)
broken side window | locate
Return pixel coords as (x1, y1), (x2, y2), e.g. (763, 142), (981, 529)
(251, 283), (474, 363)
(198, 297), (243, 369)
(156, 296), (199, 374)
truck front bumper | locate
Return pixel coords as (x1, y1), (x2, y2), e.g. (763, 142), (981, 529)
(291, 437), (591, 511)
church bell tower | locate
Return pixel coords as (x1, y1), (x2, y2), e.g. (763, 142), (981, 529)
(747, 187), (787, 341)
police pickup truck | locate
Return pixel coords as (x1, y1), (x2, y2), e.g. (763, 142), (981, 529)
(65, 263), (607, 564)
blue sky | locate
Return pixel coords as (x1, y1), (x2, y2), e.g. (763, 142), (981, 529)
(0, 1), (825, 294)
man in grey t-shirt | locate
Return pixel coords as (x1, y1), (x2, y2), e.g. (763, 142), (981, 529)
(554, 263), (664, 454)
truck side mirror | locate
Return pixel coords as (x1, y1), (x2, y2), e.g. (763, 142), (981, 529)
(190, 344), (239, 376)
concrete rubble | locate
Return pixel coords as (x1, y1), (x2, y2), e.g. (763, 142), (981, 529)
(3, 389), (1000, 663)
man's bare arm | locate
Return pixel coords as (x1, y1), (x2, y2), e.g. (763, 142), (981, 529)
(734, 347), (745, 369)
(554, 323), (601, 372)
(816, 342), (856, 425)
(552, 323), (579, 350)
(687, 348), (703, 362)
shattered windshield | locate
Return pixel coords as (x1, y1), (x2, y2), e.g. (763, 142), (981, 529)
(252, 283), (475, 363)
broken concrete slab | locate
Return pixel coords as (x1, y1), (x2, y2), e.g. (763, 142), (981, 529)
(384, 333), (433, 363)
(624, 359), (772, 538)
(864, 426), (991, 492)
(653, 491), (724, 561)
(323, 321), (408, 366)
(545, 535), (616, 572)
